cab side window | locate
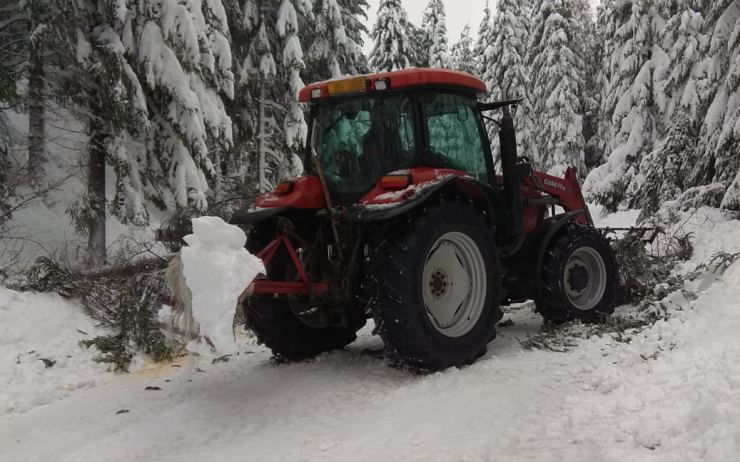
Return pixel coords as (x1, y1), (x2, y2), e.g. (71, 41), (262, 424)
(424, 93), (489, 182)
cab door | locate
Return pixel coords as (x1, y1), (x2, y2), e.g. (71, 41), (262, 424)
(421, 92), (495, 184)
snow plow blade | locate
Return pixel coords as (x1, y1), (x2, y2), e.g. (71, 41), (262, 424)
(156, 219), (329, 346)
(158, 253), (199, 345)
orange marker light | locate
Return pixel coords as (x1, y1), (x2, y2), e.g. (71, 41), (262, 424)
(379, 175), (411, 190)
(327, 77), (368, 96)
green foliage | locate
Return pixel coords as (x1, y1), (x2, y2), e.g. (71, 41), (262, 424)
(68, 190), (105, 238)
(0, 65), (17, 104)
(23, 257), (175, 372)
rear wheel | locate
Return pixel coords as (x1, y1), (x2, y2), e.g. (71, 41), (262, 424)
(244, 230), (358, 361)
(536, 223), (618, 323)
(367, 203), (502, 371)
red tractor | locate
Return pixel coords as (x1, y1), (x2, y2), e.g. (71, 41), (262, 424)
(186, 69), (618, 371)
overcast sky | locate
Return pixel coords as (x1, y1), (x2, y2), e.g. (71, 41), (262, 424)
(361, 0), (600, 54)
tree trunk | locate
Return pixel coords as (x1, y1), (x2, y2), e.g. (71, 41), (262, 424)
(27, 34), (45, 185)
(257, 83), (267, 194)
(87, 99), (107, 266)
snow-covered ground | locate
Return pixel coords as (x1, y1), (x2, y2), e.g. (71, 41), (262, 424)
(0, 288), (111, 414)
(1, 207), (739, 461)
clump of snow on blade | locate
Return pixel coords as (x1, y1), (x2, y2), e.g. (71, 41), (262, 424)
(180, 217), (264, 355)
(0, 288), (111, 414)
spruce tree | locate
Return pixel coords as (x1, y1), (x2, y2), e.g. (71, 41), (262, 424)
(406, 22), (426, 67)
(369, 0), (414, 72)
(450, 24), (475, 75)
(278, 0), (309, 149)
(43, 0), (236, 262)
(709, 5), (740, 210)
(577, 0), (603, 170)
(637, 1), (707, 210)
(421, 0), (451, 68)
(583, 0), (662, 211)
(303, 0), (368, 81)
(483, 0), (536, 163)
(655, 0), (707, 121)
(231, 0), (311, 194)
(637, 113), (695, 217)
(590, 0), (617, 170)
(527, 0), (586, 176)
(338, 0), (370, 50)
(685, 0), (740, 209)
(473, 1), (492, 78)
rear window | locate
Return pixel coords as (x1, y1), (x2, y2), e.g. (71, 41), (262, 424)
(311, 94), (416, 196)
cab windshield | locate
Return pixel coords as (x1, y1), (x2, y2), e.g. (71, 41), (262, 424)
(311, 94), (416, 196)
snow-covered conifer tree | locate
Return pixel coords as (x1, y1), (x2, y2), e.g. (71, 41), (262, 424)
(576, 0), (603, 170)
(303, 0), (367, 81)
(450, 24), (475, 75)
(123, 0), (235, 213)
(473, 1), (492, 77)
(369, 0), (414, 72)
(483, 0), (535, 164)
(421, 0), (451, 68)
(583, 0), (663, 211)
(338, 0), (370, 51)
(527, 0), (586, 176)
(636, 1), (707, 210)
(406, 22), (427, 67)
(655, 0), (707, 121)
(47, 0), (236, 263)
(698, 1), (740, 209)
(637, 113), (695, 216)
(277, 0), (309, 149)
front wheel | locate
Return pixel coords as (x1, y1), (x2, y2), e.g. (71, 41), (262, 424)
(367, 203), (502, 371)
(536, 223), (618, 323)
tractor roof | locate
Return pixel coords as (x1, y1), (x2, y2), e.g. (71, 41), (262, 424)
(298, 68), (487, 103)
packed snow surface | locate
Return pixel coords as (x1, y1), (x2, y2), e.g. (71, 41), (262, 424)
(1, 208), (740, 461)
(0, 288), (110, 415)
(180, 216), (264, 354)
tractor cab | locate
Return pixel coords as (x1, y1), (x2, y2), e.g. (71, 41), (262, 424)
(299, 69), (495, 203)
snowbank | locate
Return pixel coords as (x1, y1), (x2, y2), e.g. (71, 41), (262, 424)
(567, 260), (740, 459)
(0, 288), (110, 414)
(180, 216), (264, 354)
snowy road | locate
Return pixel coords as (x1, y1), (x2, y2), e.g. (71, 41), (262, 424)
(2, 207), (740, 461)
(2, 305), (593, 462)
(4, 274), (740, 462)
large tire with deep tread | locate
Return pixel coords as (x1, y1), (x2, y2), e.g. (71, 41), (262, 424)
(244, 235), (358, 361)
(536, 222), (618, 324)
(367, 203), (502, 371)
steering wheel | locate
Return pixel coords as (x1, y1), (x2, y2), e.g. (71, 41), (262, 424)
(334, 150), (359, 180)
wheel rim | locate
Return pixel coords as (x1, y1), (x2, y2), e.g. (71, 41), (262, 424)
(421, 231), (487, 338)
(563, 247), (607, 311)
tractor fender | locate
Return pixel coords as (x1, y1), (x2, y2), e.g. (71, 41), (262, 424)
(230, 206), (290, 227)
(345, 176), (498, 224)
(533, 210), (586, 300)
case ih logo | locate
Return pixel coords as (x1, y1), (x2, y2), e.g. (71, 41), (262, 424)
(543, 178), (566, 191)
